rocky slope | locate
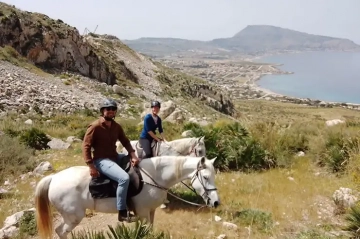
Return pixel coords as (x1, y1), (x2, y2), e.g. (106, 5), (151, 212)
(0, 2), (236, 119)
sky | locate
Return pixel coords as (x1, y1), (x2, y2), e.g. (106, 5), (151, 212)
(2, 0), (360, 43)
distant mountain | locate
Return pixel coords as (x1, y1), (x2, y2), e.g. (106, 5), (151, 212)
(123, 25), (360, 57)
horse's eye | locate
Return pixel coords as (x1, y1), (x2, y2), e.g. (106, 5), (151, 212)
(203, 176), (209, 180)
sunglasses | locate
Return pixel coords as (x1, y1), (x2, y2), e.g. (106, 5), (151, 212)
(104, 107), (117, 111)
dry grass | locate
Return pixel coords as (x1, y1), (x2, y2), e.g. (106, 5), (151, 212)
(0, 149), (355, 238)
(236, 99), (360, 123)
(1, 100), (360, 238)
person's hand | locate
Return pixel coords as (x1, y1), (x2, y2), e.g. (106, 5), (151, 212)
(89, 164), (99, 177)
(130, 151), (140, 166)
(131, 157), (140, 166)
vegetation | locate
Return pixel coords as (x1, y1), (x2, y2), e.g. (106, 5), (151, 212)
(1, 100), (360, 238)
(0, 45), (48, 76)
(71, 221), (171, 239)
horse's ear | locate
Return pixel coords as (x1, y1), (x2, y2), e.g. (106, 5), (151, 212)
(198, 136), (205, 143)
(209, 157), (217, 165)
(198, 156), (206, 169)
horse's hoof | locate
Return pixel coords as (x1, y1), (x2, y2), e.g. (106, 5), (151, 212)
(164, 199), (170, 204)
(160, 204), (167, 209)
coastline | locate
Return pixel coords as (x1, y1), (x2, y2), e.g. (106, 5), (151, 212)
(248, 67), (360, 110)
(157, 50), (360, 110)
(243, 51), (360, 109)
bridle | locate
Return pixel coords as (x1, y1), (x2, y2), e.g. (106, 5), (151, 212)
(139, 139), (216, 208)
(138, 164), (217, 208)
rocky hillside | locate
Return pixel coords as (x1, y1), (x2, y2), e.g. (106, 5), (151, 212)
(123, 25), (360, 58)
(0, 2), (236, 119)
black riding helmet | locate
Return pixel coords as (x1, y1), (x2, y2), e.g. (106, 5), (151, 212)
(151, 100), (161, 108)
(99, 98), (117, 113)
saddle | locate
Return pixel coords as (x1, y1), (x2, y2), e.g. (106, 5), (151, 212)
(88, 155), (144, 206)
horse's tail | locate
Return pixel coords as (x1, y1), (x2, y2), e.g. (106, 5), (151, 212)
(35, 174), (53, 239)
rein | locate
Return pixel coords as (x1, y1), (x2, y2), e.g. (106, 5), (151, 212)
(137, 164), (216, 208)
(139, 138), (211, 207)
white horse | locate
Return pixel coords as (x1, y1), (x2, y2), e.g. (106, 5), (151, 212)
(121, 136), (207, 159)
(34, 155), (220, 239)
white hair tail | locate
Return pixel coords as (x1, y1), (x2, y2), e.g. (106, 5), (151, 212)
(35, 175), (53, 239)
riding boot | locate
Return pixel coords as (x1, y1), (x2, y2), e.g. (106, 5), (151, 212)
(118, 209), (137, 222)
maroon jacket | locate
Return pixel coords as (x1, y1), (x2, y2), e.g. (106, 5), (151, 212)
(82, 117), (135, 164)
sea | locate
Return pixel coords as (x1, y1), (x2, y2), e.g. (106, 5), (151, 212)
(255, 51), (360, 104)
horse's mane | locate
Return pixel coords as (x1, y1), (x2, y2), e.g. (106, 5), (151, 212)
(166, 137), (197, 154)
(153, 155), (189, 180)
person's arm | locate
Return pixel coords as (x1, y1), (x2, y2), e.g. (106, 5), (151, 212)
(158, 118), (165, 140)
(82, 124), (95, 165)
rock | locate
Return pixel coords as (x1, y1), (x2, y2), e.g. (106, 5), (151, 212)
(222, 221), (238, 230)
(66, 136), (82, 143)
(296, 151), (305, 157)
(24, 119), (33, 125)
(164, 108), (183, 123)
(112, 85), (122, 94)
(0, 225), (18, 239)
(333, 187), (358, 214)
(181, 130), (194, 137)
(47, 138), (71, 149)
(214, 215), (222, 222)
(33, 161), (53, 174)
(216, 234), (226, 239)
(189, 117), (198, 123)
(326, 119), (345, 127)
(0, 208), (35, 239)
(180, 83), (235, 116)
(0, 188), (8, 196)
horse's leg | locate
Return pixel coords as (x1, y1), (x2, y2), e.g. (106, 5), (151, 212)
(134, 207), (151, 224)
(55, 209), (85, 239)
(149, 209), (156, 225)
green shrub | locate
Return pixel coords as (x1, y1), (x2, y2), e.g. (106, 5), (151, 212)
(249, 122), (311, 168)
(71, 220), (172, 239)
(184, 121), (273, 172)
(0, 134), (36, 182)
(343, 203), (360, 238)
(19, 127), (51, 150)
(317, 130), (360, 173)
(19, 211), (37, 236)
(234, 208), (274, 233)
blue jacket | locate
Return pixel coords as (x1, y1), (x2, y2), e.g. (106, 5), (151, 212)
(140, 114), (163, 140)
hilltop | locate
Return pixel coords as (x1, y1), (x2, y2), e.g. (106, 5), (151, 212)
(0, 2), (237, 121)
(123, 25), (360, 58)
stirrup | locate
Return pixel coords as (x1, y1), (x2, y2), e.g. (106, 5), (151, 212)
(118, 211), (137, 223)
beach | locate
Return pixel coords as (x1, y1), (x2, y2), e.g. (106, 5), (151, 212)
(252, 51), (360, 105)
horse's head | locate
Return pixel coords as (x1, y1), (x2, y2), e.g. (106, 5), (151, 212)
(190, 156), (220, 208)
(189, 136), (206, 157)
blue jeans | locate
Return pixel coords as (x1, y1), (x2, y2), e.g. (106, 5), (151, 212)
(93, 153), (129, 211)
